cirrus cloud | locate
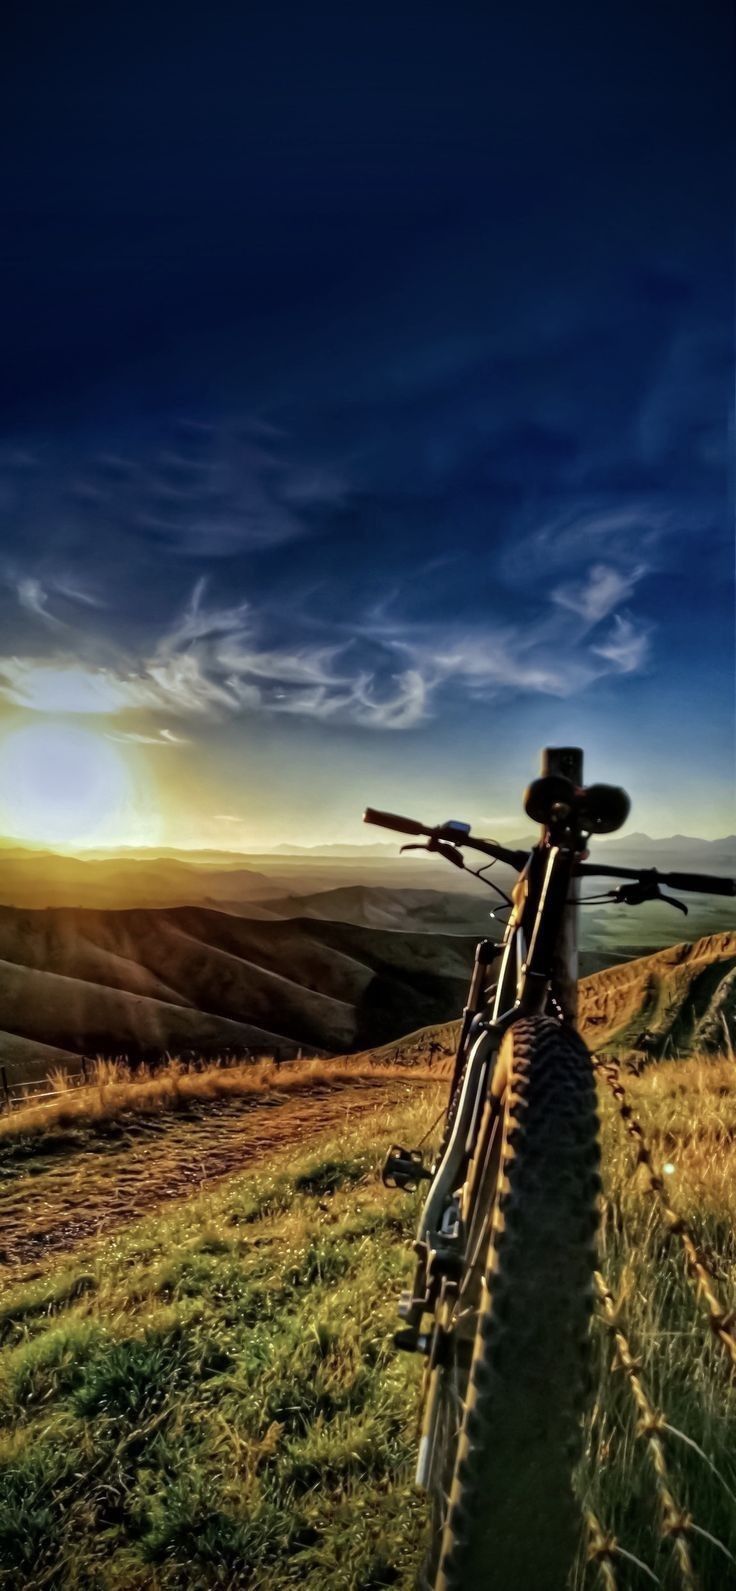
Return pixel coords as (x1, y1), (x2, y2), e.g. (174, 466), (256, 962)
(0, 558), (652, 735)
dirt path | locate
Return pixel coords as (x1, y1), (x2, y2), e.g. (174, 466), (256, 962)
(0, 1077), (434, 1271)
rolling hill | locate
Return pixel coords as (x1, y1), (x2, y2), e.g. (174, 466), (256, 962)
(0, 889), (734, 1085)
(264, 884), (498, 933)
(0, 904), (479, 1080)
(0, 849), (299, 912)
(578, 928), (736, 1055)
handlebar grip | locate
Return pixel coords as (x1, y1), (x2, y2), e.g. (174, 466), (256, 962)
(363, 807), (426, 837)
(659, 871), (736, 897)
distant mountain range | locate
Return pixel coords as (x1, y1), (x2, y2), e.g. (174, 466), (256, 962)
(1, 832), (734, 865)
(591, 832), (736, 860)
(271, 842), (397, 857)
(0, 851), (295, 912)
(0, 836), (732, 955)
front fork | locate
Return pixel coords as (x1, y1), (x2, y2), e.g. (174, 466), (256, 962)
(437, 936), (498, 1160)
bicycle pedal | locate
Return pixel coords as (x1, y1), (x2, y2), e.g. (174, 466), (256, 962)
(382, 1144), (432, 1191)
(393, 1327), (430, 1354)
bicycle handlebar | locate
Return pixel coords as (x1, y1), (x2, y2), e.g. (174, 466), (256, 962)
(657, 870), (735, 897)
(363, 808), (528, 869)
(577, 862), (736, 896)
(363, 808), (735, 897)
(363, 807), (426, 837)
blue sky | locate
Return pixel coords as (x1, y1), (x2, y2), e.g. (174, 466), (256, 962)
(0, 3), (733, 846)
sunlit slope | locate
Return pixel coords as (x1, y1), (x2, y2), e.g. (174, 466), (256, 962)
(578, 930), (736, 1054)
(365, 932), (736, 1065)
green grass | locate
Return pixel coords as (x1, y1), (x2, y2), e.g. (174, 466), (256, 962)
(0, 1093), (438, 1590)
(1, 1063), (735, 1589)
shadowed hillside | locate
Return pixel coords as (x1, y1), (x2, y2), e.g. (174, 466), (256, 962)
(264, 885), (497, 932)
(1, 897), (734, 1085)
(0, 905), (479, 1079)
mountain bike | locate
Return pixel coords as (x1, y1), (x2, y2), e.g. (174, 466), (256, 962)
(363, 746), (736, 1591)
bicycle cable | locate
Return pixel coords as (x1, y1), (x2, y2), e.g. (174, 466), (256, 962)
(465, 861), (513, 907)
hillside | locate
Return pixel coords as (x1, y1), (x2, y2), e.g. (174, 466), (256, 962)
(264, 884), (497, 933)
(1, 895), (734, 1087)
(578, 928), (736, 1055)
(0, 904), (478, 1079)
(0, 850), (301, 913)
(364, 930), (736, 1065)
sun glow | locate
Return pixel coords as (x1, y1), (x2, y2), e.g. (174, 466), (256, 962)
(0, 722), (156, 849)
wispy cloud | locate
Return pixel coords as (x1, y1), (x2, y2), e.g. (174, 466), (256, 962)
(552, 562), (648, 627)
(0, 661), (137, 713)
(158, 577), (251, 652)
(0, 556), (653, 733)
(16, 578), (65, 629)
(4, 569), (106, 630)
(55, 580), (106, 609)
(592, 614), (650, 674)
(107, 727), (190, 746)
(129, 422), (346, 557)
(503, 506), (665, 585)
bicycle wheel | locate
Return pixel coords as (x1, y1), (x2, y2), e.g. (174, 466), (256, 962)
(423, 1015), (600, 1590)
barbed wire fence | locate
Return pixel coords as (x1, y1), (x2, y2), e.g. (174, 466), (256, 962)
(593, 1055), (736, 1373)
(581, 1052), (736, 1589)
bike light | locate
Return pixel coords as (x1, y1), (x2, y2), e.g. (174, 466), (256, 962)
(576, 784), (631, 834)
(523, 775), (576, 823)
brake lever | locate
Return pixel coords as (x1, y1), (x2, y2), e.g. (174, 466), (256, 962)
(660, 893), (689, 915)
(611, 876), (688, 915)
(400, 839), (466, 869)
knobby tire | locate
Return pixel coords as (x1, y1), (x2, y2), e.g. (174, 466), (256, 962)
(425, 1015), (600, 1591)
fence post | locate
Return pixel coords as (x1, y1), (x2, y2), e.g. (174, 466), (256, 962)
(1, 1066), (9, 1112)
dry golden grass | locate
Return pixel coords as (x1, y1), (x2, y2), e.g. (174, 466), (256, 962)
(578, 1049), (736, 1585)
(0, 1052), (436, 1144)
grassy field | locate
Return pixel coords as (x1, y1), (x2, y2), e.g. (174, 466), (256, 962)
(1, 1057), (735, 1588)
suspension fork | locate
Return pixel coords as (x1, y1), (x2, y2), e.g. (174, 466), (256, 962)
(444, 938), (498, 1110)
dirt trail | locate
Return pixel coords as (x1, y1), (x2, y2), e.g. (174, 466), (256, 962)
(0, 1076), (434, 1271)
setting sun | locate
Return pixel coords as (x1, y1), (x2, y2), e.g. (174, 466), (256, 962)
(0, 722), (146, 849)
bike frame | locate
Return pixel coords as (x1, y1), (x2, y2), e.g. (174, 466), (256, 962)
(408, 748), (585, 1346)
